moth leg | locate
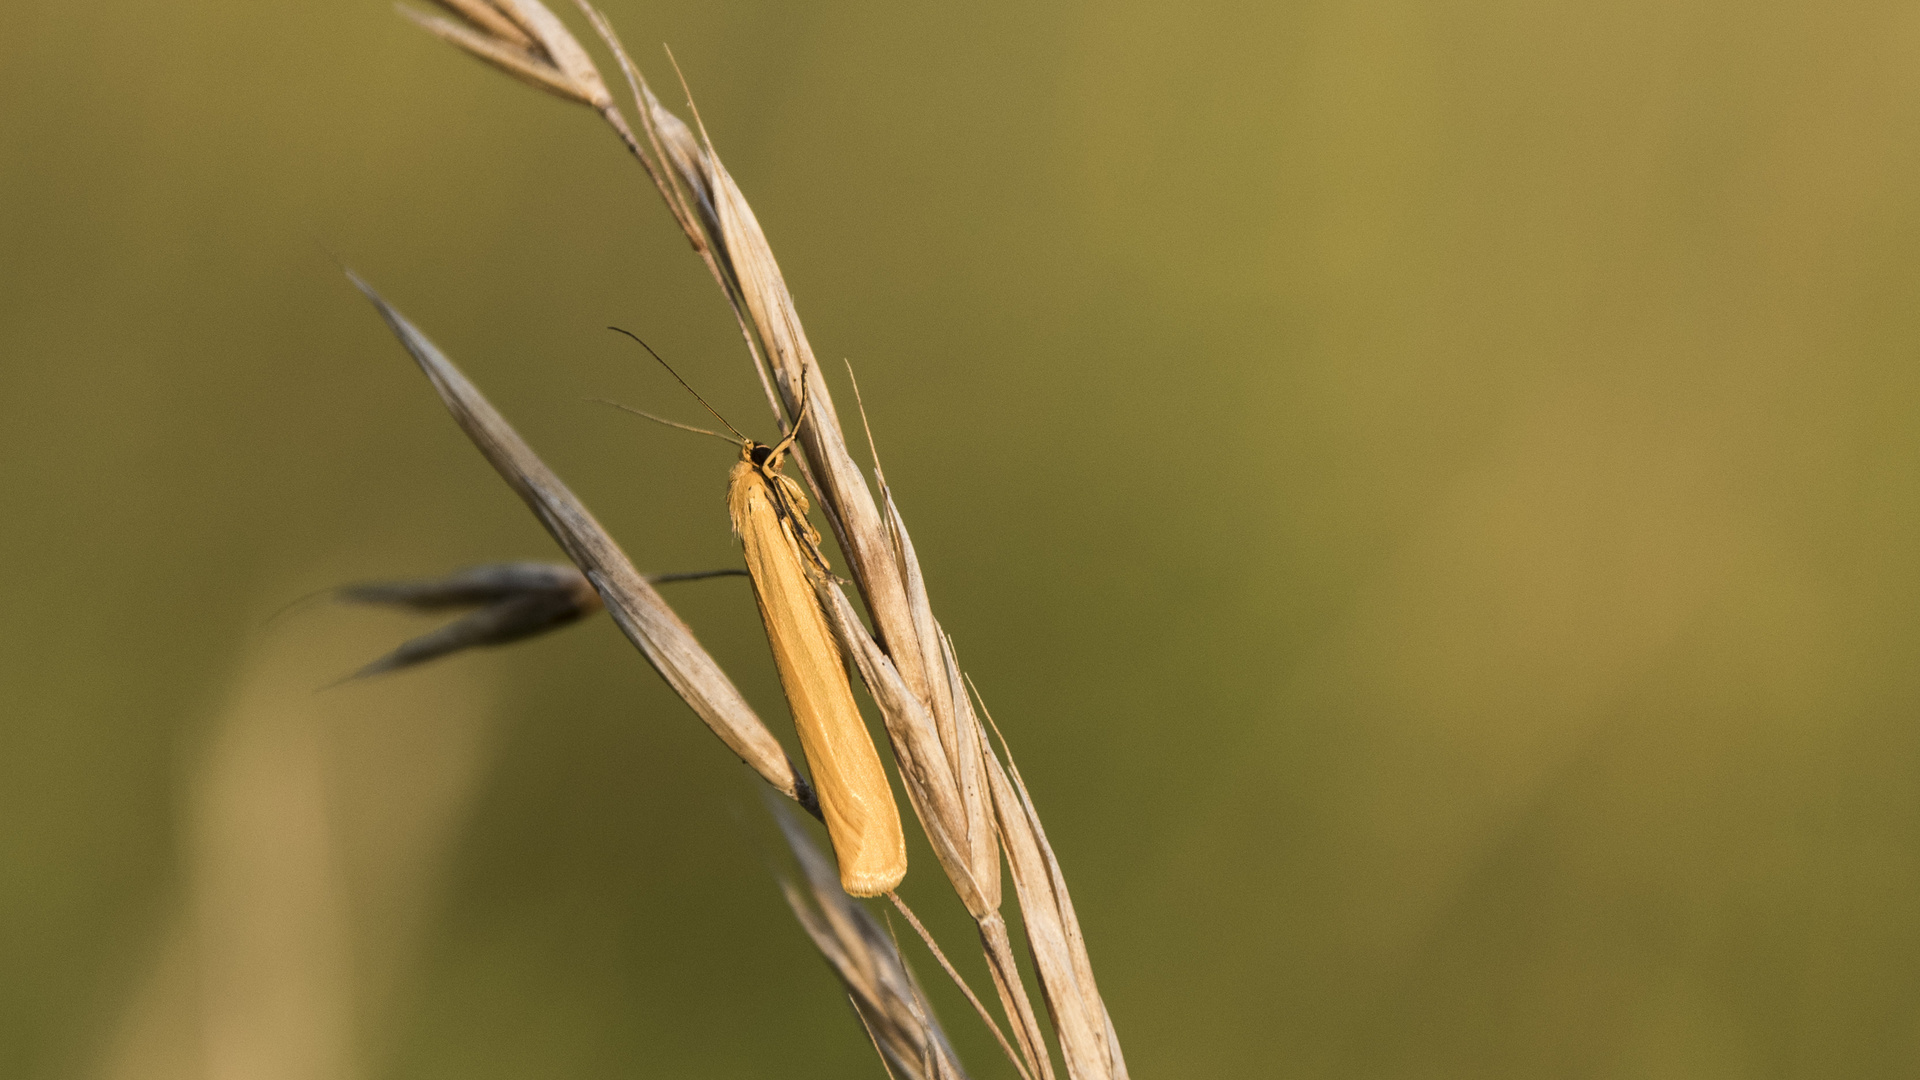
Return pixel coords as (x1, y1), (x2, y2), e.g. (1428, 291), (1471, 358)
(766, 468), (834, 579)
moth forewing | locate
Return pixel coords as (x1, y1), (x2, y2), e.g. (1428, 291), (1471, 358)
(607, 330), (905, 894)
(729, 451), (907, 896)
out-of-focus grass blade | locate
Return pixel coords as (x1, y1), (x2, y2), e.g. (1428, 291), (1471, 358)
(336, 563), (600, 681)
(340, 561), (591, 611)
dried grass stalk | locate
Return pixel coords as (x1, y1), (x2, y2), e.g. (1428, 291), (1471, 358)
(570, 2), (929, 705)
(392, 3), (1130, 1076)
(573, 23), (1067, 1069)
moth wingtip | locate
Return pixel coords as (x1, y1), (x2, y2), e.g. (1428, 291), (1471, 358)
(838, 851), (907, 897)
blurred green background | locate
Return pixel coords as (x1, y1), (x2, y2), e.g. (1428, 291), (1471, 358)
(7, 0), (1920, 1076)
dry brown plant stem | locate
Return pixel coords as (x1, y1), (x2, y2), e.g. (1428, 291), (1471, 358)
(373, 2), (1129, 1077)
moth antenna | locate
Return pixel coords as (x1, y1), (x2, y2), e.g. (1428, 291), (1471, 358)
(607, 326), (751, 442)
(592, 398), (741, 446)
(843, 358), (886, 484)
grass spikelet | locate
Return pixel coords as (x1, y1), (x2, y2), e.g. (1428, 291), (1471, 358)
(773, 803), (964, 1079)
(976, 692), (1129, 1080)
(402, 0), (610, 108)
(371, 5), (1133, 1075)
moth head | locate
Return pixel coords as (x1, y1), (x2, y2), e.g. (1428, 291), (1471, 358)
(745, 440), (778, 468)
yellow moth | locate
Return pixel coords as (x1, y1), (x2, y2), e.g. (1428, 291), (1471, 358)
(613, 331), (907, 896)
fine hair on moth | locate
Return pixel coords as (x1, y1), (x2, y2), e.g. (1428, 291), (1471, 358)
(606, 328), (908, 897)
